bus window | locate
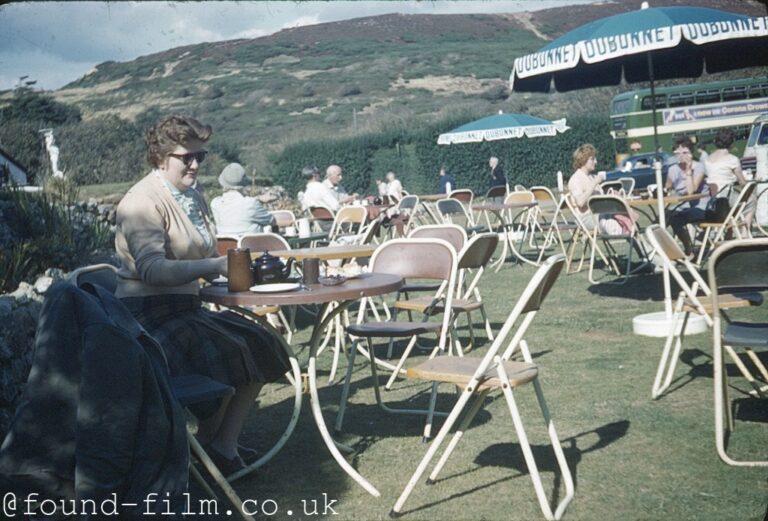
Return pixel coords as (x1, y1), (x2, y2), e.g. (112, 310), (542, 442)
(641, 95), (666, 110)
(668, 93), (693, 107)
(695, 89), (720, 104)
(722, 87), (747, 102)
(759, 125), (768, 146)
(747, 84), (768, 98)
(612, 98), (631, 114)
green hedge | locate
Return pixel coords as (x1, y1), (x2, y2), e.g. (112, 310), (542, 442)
(270, 114), (615, 198)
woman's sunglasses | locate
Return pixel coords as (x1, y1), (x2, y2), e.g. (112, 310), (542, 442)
(168, 151), (208, 166)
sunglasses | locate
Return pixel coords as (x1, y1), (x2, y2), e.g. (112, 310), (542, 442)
(168, 151), (208, 166)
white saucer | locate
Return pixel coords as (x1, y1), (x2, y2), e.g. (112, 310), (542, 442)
(211, 276), (228, 286)
(249, 282), (301, 293)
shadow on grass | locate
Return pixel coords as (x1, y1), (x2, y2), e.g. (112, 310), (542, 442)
(587, 271), (665, 301)
(397, 420), (630, 516)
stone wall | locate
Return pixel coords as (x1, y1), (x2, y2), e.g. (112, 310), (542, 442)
(0, 270), (64, 437)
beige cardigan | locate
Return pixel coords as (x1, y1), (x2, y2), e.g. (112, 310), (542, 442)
(115, 172), (221, 298)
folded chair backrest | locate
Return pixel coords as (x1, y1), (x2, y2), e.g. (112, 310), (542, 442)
(485, 185), (507, 200)
(371, 238), (456, 282)
(270, 210), (296, 229)
(67, 263), (119, 294)
(216, 236), (239, 256)
(530, 186), (558, 212)
(458, 233), (499, 270)
(619, 177), (636, 195)
(239, 232), (290, 252)
(408, 224), (467, 253)
(504, 191), (535, 205)
(587, 195), (631, 217)
(709, 238), (768, 295)
(724, 181), (757, 223)
(449, 189), (473, 205)
(397, 195), (419, 212)
(309, 206), (335, 221)
(599, 180), (624, 196)
(520, 254), (566, 314)
(645, 225), (711, 308)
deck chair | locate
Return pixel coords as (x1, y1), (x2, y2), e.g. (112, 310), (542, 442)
(695, 182), (757, 265)
(709, 239), (768, 466)
(67, 265), (256, 521)
(645, 225), (763, 399)
(216, 235), (239, 256)
(586, 195), (649, 284)
(436, 198), (484, 234)
(390, 255), (574, 521)
(335, 238), (459, 439)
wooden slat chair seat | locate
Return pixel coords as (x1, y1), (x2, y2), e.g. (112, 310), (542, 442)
(407, 356), (538, 391)
(682, 293), (761, 314)
(394, 296), (482, 313)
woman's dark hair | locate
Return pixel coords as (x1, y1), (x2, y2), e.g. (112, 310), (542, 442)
(672, 136), (694, 153)
(145, 115), (212, 168)
(714, 128), (735, 150)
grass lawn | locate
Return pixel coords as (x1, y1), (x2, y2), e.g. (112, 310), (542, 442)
(199, 255), (767, 521)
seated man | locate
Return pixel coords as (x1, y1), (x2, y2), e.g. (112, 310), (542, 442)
(323, 164), (357, 204)
(301, 165), (339, 232)
(665, 136), (708, 257)
(210, 163), (275, 236)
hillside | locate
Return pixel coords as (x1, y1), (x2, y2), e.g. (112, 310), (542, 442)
(8, 0), (768, 172)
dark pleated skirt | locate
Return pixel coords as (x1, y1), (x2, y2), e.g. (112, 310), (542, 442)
(122, 294), (291, 390)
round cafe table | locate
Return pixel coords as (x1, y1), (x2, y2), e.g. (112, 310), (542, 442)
(200, 272), (403, 496)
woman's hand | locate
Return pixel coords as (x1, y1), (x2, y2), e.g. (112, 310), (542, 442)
(217, 255), (228, 277)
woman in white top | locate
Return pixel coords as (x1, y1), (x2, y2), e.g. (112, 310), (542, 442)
(705, 128), (747, 201)
(567, 143), (606, 229)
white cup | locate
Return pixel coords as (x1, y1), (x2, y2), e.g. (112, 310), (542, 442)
(298, 218), (311, 238)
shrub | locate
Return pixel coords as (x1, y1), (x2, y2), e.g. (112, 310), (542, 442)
(338, 84), (362, 97)
(0, 179), (113, 292)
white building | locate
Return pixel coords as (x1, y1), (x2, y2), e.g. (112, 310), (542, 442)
(0, 146), (28, 186)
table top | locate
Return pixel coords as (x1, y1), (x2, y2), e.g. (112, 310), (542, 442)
(419, 193), (449, 202)
(257, 244), (377, 261)
(628, 193), (707, 207)
(284, 232), (328, 247)
(472, 202), (537, 211)
(200, 272), (403, 306)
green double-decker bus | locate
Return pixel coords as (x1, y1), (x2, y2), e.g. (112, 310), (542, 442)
(610, 77), (768, 157)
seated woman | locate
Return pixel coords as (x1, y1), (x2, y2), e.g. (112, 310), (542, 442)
(664, 136), (708, 257)
(210, 162), (275, 236)
(115, 115), (290, 474)
(567, 143), (607, 230)
(705, 128), (748, 202)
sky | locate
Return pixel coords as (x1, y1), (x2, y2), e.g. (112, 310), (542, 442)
(0, 1), (593, 91)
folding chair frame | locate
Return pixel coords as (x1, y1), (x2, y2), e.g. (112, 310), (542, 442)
(390, 255), (574, 521)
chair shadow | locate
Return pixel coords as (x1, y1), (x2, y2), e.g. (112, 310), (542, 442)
(399, 420), (630, 516)
(733, 397), (768, 423)
(587, 271), (665, 301)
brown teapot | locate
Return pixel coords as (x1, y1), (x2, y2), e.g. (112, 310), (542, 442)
(251, 251), (296, 284)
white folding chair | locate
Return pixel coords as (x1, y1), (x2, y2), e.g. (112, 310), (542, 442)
(645, 225), (763, 399)
(336, 238), (459, 440)
(695, 181), (757, 265)
(708, 238), (768, 466)
(391, 255), (574, 521)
